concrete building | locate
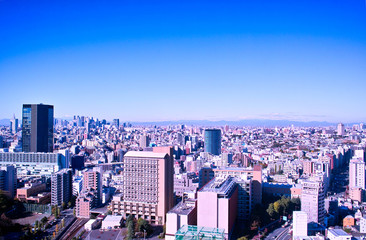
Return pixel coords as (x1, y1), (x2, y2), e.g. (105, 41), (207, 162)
(343, 215), (354, 228)
(174, 173), (199, 197)
(327, 229), (351, 240)
(301, 181), (325, 224)
(22, 104), (54, 153)
(197, 176), (238, 238)
(213, 165), (262, 209)
(75, 193), (95, 218)
(139, 134), (150, 148)
(16, 181), (46, 202)
(166, 198), (197, 240)
(349, 158), (365, 189)
(83, 170), (102, 207)
(360, 216), (366, 233)
(51, 168), (72, 206)
(348, 187), (362, 202)
(72, 177), (83, 196)
(337, 123), (345, 136)
(101, 215), (123, 230)
(0, 165), (17, 198)
(0, 152), (65, 177)
(198, 167), (214, 189)
(111, 151), (173, 225)
(10, 115), (18, 134)
(293, 211), (308, 238)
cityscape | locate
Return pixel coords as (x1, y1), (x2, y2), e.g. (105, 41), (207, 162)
(1, 1), (366, 240)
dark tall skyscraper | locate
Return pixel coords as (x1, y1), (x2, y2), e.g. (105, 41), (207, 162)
(22, 104), (54, 153)
(204, 129), (221, 155)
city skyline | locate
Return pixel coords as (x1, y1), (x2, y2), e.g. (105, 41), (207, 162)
(1, 1), (366, 122)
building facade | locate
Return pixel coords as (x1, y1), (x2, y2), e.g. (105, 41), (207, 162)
(197, 176), (238, 237)
(22, 104), (54, 153)
(0, 165), (17, 198)
(0, 152), (64, 177)
(111, 151), (173, 225)
(301, 181), (325, 224)
(349, 158), (365, 189)
(51, 169), (72, 206)
(293, 211), (308, 237)
(204, 129), (221, 155)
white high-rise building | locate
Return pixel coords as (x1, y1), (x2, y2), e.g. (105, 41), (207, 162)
(360, 217), (366, 233)
(10, 115), (18, 134)
(301, 181), (325, 224)
(349, 158), (365, 189)
(293, 211), (308, 237)
(337, 123), (345, 136)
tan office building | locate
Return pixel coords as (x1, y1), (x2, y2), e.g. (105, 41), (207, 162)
(111, 150), (173, 225)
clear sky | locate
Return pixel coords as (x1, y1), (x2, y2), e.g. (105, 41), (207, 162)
(0, 0), (365, 123)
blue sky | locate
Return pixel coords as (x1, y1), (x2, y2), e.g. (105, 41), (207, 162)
(0, 0), (365, 122)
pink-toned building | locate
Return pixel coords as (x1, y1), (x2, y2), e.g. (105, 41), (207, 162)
(16, 182), (46, 201)
(291, 184), (302, 199)
(303, 161), (314, 175)
(111, 150), (173, 225)
(197, 176), (238, 238)
(76, 193), (95, 218)
(83, 170), (102, 206)
(349, 187), (362, 202)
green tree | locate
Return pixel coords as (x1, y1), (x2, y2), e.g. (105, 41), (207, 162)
(127, 221), (135, 239)
(34, 220), (39, 229)
(237, 237), (249, 240)
(266, 203), (276, 218)
(56, 206), (60, 218)
(136, 218), (151, 234)
(273, 201), (282, 214)
(62, 202), (66, 210)
(41, 216), (48, 226)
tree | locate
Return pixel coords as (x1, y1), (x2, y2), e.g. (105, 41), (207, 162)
(41, 216), (48, 226)
(237, 237), (249, 240)
(267, 203), (276, 218)
(136, 218), (151, 234)
(34, 220), (39, 229)
(273, 201), (282, 214)
(127, 221), (135, 240)
(62, 202), (66, 210)
(56, 207), (60, 218)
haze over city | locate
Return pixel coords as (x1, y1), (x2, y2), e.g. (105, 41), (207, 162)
(1, 0), (366, 122)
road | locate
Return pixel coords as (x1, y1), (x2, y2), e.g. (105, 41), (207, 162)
(265, 226), (291, 240)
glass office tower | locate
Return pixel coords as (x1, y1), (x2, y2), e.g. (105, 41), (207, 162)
(22, 104), (54, 153)
(204, 129), (221, 155)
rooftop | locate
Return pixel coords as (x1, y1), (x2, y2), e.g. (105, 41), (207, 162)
(168, 199), (196, 215)
(124, 151), (167, 158)
(200, 176), (236, 195)
(175, 225), (225, 240)
(328, 229), (349, 237)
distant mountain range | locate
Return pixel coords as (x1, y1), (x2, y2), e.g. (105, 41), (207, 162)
(130, 119), (338, 127)
(0, 118), (360, 127)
